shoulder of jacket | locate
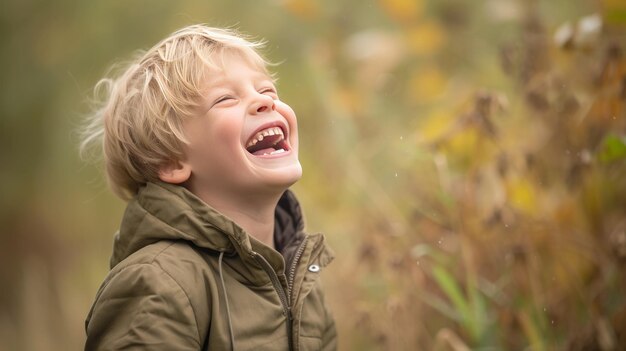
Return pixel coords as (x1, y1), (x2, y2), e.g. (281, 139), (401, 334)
(110, 240), (216, 292)
(112, 240), (202, 268)
(103, 240), (215, 338)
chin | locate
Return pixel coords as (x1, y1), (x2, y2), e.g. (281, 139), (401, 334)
(264, 162), (303, 188)
(245, 163), (301, 195)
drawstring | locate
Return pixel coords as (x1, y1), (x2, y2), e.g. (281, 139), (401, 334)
(218, 251), (235, 350)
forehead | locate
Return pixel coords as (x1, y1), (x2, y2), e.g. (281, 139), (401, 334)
(200, 59), (273, 96)
(203, 49), (272, 81)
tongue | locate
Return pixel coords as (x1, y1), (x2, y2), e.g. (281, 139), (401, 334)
(253, 148), (278, 156)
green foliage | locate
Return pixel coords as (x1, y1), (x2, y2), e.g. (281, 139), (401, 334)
(431, 264), (487, 343)
(599, 135), (626, 163)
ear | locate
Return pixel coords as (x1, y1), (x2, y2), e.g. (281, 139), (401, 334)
(158, 160), (191, 184)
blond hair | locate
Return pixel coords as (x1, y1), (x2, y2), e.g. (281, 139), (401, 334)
(80, 25), (271, 200)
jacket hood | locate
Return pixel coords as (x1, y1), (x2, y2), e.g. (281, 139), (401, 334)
(110, 181), (307, 269)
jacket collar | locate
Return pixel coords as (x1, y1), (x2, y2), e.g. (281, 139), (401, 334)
(109, 181), (311, 269)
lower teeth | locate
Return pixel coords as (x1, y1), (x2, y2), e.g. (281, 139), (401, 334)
(266, 149), (285, 155)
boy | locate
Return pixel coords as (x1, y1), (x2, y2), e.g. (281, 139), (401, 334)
(81, 25), (336, 350)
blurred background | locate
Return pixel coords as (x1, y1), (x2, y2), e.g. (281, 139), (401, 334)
(1, 0), (626, 350)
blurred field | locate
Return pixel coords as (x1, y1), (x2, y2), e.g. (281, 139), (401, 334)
(1, 0), (626, 350)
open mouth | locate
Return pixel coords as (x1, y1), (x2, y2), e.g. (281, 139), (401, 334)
(245, 126), (290, 156)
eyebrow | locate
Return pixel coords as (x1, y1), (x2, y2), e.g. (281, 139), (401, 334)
(206, 71), (274, 91)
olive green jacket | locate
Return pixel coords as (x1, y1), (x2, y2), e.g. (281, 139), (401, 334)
(85, 182), (336, 350)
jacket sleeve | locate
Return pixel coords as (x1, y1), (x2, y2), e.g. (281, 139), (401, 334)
(85, 263), (201, 351)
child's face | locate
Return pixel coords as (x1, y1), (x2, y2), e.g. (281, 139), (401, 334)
(180, 54), (302, 199)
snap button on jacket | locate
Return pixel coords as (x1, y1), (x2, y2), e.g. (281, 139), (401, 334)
(85, 182), (336, 350)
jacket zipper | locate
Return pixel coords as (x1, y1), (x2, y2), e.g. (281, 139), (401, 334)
(287, 237), (308, 301)
(251, 251), (295, 351)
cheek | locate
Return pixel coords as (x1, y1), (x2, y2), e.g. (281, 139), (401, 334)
(275, 101), (297, 121)
(214, 120), (245, 152)
(183, 120), (222, 164)
(275, 102), (299, 142)
(187, 117), (239, 147)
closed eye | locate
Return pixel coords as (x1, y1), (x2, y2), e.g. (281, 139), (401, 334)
(213, 95), (234, 106)
(260, 87), (278, 98)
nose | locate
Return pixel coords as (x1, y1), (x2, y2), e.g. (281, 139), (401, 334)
(249, 93), (276, 115)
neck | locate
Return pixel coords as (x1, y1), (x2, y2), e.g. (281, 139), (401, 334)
(192, 188), (282, 249)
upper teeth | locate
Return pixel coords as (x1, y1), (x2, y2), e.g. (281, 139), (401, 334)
(246, 127), (284, 148)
